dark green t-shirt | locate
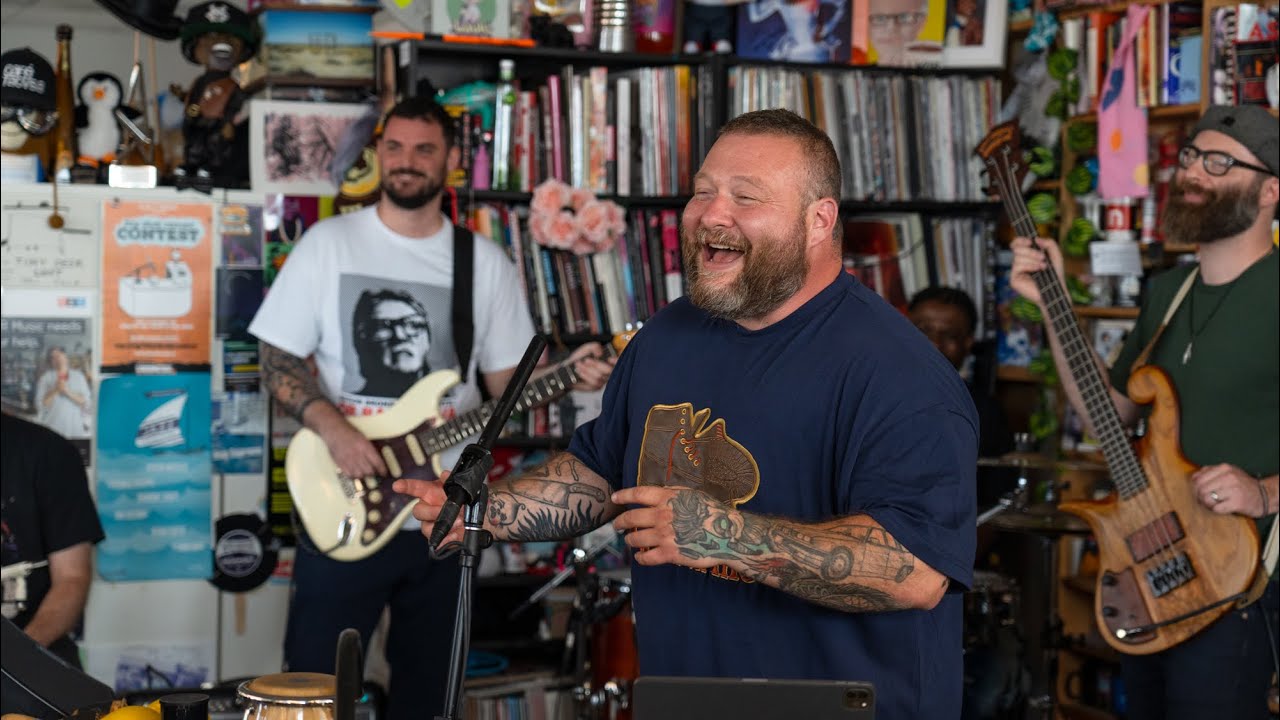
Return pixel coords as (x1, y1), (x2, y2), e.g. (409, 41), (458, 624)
(1110, 249), (1278, 542)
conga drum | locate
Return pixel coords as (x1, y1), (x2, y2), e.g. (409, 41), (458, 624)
(237, 672), (336, 720)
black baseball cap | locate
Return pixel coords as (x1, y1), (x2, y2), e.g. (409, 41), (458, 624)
(0, 48), (56, 111)
(1192, 105), (1280, 177)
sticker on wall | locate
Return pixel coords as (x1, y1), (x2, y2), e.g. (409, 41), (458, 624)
(100, 199), (213, 371)
(95, 372), (213, 582)
(0, 192), (100, 288)
(210, 512), (278, 593)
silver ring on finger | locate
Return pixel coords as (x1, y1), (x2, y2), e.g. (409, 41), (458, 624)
(1210, 490), (1222, 504)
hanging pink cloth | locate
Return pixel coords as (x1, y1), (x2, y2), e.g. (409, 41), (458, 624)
(1098, 4), (1152, 200)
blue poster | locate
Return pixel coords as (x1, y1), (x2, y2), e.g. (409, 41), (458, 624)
(96, 373), (213, 581)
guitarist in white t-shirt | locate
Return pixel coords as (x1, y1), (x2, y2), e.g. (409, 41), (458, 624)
(248, 96), (613, 720)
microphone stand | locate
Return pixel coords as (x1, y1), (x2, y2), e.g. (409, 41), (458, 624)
(434, 335), (547, 720)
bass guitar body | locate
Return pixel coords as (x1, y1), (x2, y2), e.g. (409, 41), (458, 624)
(1060, 365), (1259, 655)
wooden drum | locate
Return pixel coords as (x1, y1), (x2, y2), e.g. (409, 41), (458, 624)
(237, 672), (336, 720)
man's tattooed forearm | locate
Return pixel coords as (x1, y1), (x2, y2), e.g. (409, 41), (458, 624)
(666, 489), (916, 612)
(486, 455), (611, 541)
(489, 494), (604, 541)
(261, 343), (324, 421)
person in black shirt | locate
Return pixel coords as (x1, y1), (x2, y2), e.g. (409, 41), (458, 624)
(1, 412), (104, 667)
(908, 287), (1013, 458)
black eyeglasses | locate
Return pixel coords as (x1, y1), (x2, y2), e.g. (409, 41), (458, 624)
(0, 105), (59, 135)
(1178, 144), (1275, 177)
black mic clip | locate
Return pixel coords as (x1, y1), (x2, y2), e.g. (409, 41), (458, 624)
(430, 444), (496, 559)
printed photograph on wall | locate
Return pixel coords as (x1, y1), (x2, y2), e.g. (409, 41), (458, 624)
(866, 0), (947, 67)
(736, 0), (859, 63)
(263, 194), (329, 285)
(100, 200), (213, 371)
(250, 100), (370, 196)
(431, 0), (512, 37)
(0, 290), (96, 464)
(941, 0), (1007, 67)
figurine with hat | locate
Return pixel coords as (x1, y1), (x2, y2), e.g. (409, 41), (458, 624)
(1, 47), (58, 180)
(171, 1), (259, 189)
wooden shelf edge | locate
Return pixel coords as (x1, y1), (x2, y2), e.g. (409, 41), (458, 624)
(1074, 305), (1141, 319)
(1066, 102), (1199, 124)
(997, 365), (1042, 383)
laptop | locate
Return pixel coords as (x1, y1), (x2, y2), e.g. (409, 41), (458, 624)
(632, 676), (875, 720)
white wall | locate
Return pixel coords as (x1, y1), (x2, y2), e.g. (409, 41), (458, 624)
(0, 0), (214, 108)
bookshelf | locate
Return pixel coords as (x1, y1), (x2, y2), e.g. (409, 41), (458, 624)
(403, 39), (1006, 350)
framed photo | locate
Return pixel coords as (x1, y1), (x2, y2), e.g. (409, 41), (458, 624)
(249, 99), (372, 196)
(866, 0), (948, 67)
(941, 0), (1007, 68)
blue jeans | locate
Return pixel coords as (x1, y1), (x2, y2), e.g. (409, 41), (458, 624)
(1120, 579), (1278, 720)
(284, 530), (461, 720)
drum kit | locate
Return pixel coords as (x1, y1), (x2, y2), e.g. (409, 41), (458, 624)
(965, 444), (1104, 720)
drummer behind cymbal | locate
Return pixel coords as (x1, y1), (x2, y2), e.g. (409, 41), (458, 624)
(908, 287), (1014, 459)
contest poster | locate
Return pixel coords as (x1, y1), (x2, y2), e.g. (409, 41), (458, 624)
(95, 373), (213, 582)
(101, 200), (213, 370)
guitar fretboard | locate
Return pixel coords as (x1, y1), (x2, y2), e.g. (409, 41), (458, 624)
(985, 144), (1148, 499)
(414, 356), (586, 455)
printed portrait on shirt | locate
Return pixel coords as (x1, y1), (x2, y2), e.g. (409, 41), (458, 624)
(338, 274), (453, 412)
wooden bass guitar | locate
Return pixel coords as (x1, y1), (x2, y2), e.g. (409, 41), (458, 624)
(977, 122), (1259, 654)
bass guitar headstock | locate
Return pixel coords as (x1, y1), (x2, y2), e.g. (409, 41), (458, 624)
(975, 121), (1037, 238)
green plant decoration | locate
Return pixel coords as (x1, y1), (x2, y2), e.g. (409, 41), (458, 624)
(1045, 90), (1069, 119)
(1066, 274), (1093, 305)
(1063, 75), (1082, 104)
(1029, 348), (1060, 386)
(1047, 47), (1078, 81)
(1027, 192), (1059, 223)
(1064, 217), (1097, 257)
(1065, 164), (1095, 194)
(1029, 392), (1061, 440)
(1067, 123), (1097, 153)
(1028, 146), (1056, 177)
(1010, 295), (1043, 323)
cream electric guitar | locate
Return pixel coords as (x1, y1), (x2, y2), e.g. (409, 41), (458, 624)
(286, 331), (634, 561)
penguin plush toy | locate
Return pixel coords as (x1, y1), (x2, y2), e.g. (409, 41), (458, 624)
(74, 73), (140, 182)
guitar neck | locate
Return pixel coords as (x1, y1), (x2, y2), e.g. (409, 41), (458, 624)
(416, 349), (597, 456)
(987, 147), (1148, 498)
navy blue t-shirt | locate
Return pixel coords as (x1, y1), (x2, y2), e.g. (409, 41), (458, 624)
(569, 272), (977, 720)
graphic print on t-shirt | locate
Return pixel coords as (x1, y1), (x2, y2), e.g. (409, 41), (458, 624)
(638, 403), (761, 583)
(337, 273), (454, 416)
(638, 403), (760, 505)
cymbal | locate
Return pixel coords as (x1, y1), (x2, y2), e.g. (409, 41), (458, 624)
(987, 504), (1091, 535)
(978, 455), (1109, 473)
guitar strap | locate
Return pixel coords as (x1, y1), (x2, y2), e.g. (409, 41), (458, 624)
(1128, 266), (1278, 593)
(452, 222), (476, 391)
(1130, 267), (1197, 372)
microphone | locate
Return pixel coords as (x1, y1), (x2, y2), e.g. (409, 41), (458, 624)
(429, 334), (547, 555)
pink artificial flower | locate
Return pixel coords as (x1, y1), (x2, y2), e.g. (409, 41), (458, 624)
(570, 235), (597, 255)
(529, 212), (552, 247)
(577, 200), (612, 248)
(570, 187), (595, 211)
(531, 179), (573, 217)
(546, 210), (579, 250)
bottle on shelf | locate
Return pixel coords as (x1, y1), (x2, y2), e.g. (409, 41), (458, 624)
(51, 24), (77, 183)
(492, 58), (516, 191)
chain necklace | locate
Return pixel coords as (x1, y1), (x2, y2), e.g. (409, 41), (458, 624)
(1182, 247), (1275, 365)
(1181, 279), (1234, 365)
